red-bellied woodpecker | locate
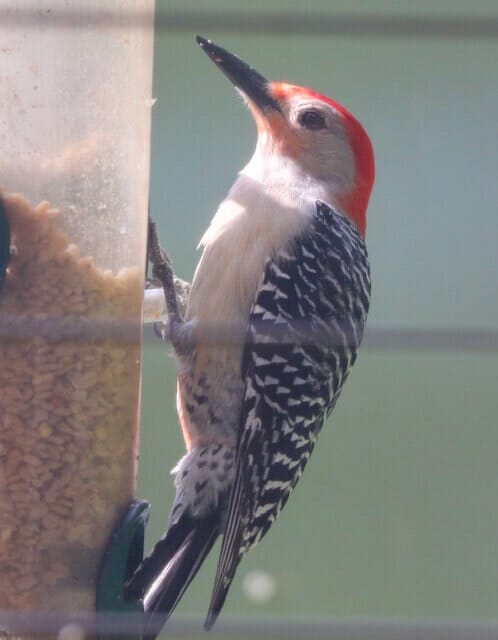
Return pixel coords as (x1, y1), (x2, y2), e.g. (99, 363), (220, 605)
(126, 36), (375, 632)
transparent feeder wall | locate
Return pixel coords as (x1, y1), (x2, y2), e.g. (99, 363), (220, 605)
(0, 0), (154, 615)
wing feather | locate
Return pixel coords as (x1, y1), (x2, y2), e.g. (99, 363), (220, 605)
(206, 201), (370, 625)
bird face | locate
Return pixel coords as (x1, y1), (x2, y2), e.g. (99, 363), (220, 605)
(262, 83), (357, 191)
(197, 36), (374, 236)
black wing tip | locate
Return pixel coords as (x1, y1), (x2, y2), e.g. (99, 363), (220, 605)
(203, 610), (218, 632)
(204, 555), (240, 630)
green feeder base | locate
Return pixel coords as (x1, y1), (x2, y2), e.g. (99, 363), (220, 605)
(97, 499), (150, 640)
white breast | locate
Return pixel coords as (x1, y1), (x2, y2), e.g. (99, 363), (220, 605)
(186, 169), (319, 328)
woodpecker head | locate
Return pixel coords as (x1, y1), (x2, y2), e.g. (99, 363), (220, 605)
(197, 36), (374, 237)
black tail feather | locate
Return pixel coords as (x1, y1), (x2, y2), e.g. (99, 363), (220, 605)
(204, 544), (241, 631)
(0, 196), (10, 290)
(124, 513), (220, 636)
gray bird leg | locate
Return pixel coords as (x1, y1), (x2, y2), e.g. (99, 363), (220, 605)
(147, 217), (195, 356)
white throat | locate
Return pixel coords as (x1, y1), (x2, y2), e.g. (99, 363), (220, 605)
(240, 145), (333, 209)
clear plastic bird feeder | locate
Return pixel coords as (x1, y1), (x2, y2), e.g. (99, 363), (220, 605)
(0, 0), (154, 621)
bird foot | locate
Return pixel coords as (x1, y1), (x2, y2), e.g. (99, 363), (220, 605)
(157, 313), (196, 356)
(147, 217), (195, 356)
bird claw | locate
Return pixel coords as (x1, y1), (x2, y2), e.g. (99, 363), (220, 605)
(168, 313), (196, 356)
(147, 217), (181, 318)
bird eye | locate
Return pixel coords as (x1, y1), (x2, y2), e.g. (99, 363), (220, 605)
(297, 109), (326, 131)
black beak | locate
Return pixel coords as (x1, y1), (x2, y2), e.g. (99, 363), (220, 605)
(196, 36), (281, 113)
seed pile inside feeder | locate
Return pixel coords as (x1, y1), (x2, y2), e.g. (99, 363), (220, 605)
(0, 191), (142, 611)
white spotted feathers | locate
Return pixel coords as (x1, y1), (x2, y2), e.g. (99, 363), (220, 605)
(208, 200), (370, 615)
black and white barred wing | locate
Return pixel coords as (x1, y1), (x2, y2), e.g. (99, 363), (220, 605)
(206, 201), (370, 626)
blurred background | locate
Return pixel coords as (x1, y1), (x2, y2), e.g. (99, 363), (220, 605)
(139, 0), (498, 629)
